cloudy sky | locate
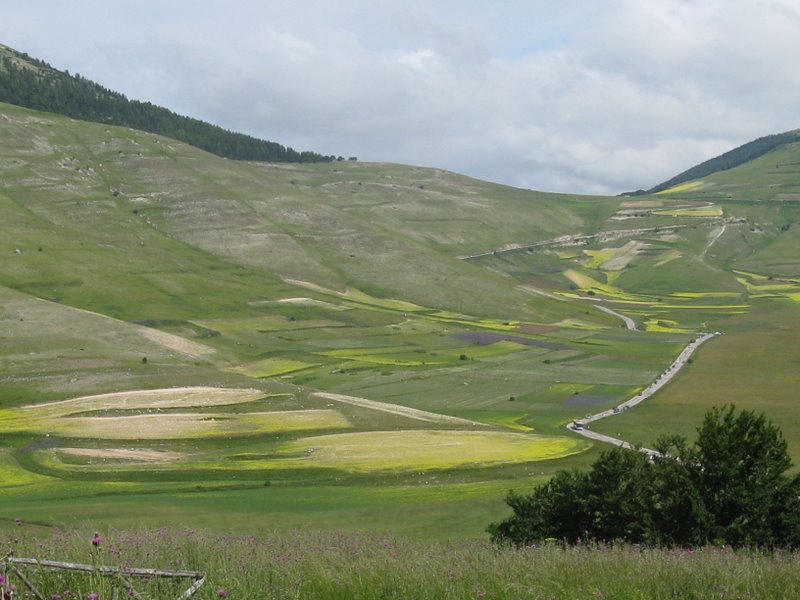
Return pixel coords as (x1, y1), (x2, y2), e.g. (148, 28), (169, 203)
(3, 1), (800, 194)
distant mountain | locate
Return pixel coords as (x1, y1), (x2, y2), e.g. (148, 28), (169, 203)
(625, 129), (800, 195)
(0, 43), (334, 164)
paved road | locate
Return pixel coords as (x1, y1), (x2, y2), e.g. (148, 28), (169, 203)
(596, 305), (637, 331)
(566, 331), (721, 455)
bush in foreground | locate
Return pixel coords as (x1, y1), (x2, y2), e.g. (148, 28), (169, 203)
(489, 406), (800, 548)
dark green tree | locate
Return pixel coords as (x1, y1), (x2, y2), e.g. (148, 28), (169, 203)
(691, 406), (797, 547)
(487, 469), (589, 545)
(648, 435), (712, 547)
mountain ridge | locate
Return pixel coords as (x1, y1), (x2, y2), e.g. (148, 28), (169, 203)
(0, 42), (335, 164)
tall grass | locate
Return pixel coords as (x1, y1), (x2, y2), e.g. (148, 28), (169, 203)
(3, 526), (800, 599)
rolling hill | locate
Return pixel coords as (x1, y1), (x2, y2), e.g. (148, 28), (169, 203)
(0, 46), (799, 538)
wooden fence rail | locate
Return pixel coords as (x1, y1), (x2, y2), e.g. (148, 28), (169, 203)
(1, 553), (206, 600)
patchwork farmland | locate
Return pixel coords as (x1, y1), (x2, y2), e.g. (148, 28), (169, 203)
(1, 100), (800, 539)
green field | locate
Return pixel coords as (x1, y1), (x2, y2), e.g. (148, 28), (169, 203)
(1, 101), (799, 538)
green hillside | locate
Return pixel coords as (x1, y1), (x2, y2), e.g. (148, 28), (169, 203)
(1, 96), (799, 538)
(636, 129), (800, 194)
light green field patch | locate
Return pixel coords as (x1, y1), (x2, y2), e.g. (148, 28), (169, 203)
(343, 288), (429, 312)
(644, 319), (693, 333)
(249, 297), (351, 311)
(584, 241), (649, 272)
(655, 181), (706, 195)
(671, 291), (742, 299)
(193, 315), (344, 333)
(284, 279), (430, 313)
(230, 358), (316, 378)
(229, 410), (351, 433)
(473, 413), (535, 431)
(734, 270), (770, 281)
(582, 248), (616, 270)
(427, 313), (519, 331)
(544, 383), (594, 397)
(556, 249), (581, 259)
(319, 348), (444, 366)
(275, 430), (587, 472)
(563, 269), (651, 302)
(658, 304), (750, 310)
(654, 205), (723, 217)
(734, 271), (800, 302)
(619, 199), (664, 208)
(0, 387), (347, 439)
(655, 249), (682, 267)
(737, 278), (800, 293)
(12, 387), (265, 419)
(57, 447), (186, 464)
(440, 341), (528, 359)
(0, 450), (56, 490)
(552, 318), (608, 331)
(319, 346), (411, 357)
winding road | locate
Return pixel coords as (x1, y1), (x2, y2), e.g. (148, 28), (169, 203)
(566, 331), (721, 455)
(595, 304), (637, 331)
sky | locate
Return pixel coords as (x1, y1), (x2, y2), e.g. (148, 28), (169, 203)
(3, 0), (800, 195)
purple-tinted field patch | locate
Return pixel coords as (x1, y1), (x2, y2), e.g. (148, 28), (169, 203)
(565, 395), (612, 406)
(454, 331), (569, 350)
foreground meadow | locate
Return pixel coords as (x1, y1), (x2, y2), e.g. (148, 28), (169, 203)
(3, 525), (800, 599)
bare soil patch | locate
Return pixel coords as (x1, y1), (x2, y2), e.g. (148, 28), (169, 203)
(136, 326), (216, 357)
(24, 387), (264, 413)
(58, 447), (185, 462)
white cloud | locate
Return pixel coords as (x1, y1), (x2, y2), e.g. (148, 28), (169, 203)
(1, 1), (799, 194)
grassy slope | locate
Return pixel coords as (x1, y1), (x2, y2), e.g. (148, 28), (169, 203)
(0, 101), (595, 322)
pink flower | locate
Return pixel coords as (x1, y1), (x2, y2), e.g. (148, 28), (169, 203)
(0, 574), (5, 585)
(216, 589), (227, 597)
(91, 533), (102, 547)
(87, 593), (99, 600)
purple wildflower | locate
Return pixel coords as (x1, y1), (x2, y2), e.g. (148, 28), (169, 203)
(87, 593), (99, 600)
(14, 518), (22, 526)
(216, 589), (227, 597)
(51, 594), (62, 600)
(91, 533), (102, 547)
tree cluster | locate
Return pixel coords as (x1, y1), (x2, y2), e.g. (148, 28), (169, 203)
(0, 51), (333, 164)
(489, 406), (800, 548)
